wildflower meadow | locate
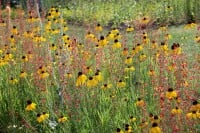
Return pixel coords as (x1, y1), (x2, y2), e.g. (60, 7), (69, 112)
(0, 1), (199, 133)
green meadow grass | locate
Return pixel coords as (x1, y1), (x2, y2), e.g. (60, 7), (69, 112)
(0, 7), (200, 133)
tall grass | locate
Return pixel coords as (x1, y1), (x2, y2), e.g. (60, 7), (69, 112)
(0, 2), (199, 133)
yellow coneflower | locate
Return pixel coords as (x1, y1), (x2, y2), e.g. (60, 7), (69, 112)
(184, 22), (197, 29)
(11, 26), (18, 34)
(50, 43), (57, 51)
(65, 72), (73, 79)
(166, 88), (177, 99)
(189, 100), (200, 112)
(94, 70), (103, 82)
(9, 77), (18, 84)
(39, 70), (49, 79)
(22, 55), (29, 62)
(151, 40), (158, 49)
(151, 115), (160, 124)
(114, 33), (122, 40)
(20, 71), (27, 78)
(25, 100), (36, 111)
(148, 69), (155, 76)
(171, 107), (182, 115)
(112, 39), (122, 49)
(186, 111), (200, 119)
(86, 76), (98, 88)
(194, 36), (200, 43)
(101, 83), (113, 90)
(125, 57), (133, 65)
(95, 23), (103, 32)
(131, 47), (136, 56)
(122, 48), (129, 56)
(125, 124), (132, 133)
(165, 33), (172, 40)
(76, 72), (87, 86)
(9, 35), (15, 43)
(116, 128), (124, 133)
(117, 80), (126, 88)
(150, 123), (162, 133)
(141, 16), (150, 25)
(0, 20), (6, 27)
(126, 26), (134, 32)
(160, 42), (168, 52)
(58, 116), (68, 123)
(129, 116), (137, 122)
(106, 32), (115, 40)
(136, 98), (145, 107)
(139, 53), (147, 62)
(124, 66), (135, 72)
(135, 43), (143, 53)
(98, 36), (108, 47)
(111, 28), (119, 34)
(37, 112), (49, 123)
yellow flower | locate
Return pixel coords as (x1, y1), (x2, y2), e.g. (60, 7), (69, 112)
(125, 124), (132, 133)
(135, 43), (143, 53)
(151, 115), (160, 124)
(184, 22), (197, 29)
(165, 33), (172, 40)
(125, 57), (132, 65)
(20, 71), (27, 78)
(111, 28), (119, 34)
(151, 41), (158, 49)
(150, 123), (162, 133)
(37, 112), (49, 123)
(65, 72), (73, 79)
(158, 26), (167, 31)
(101, 83), (113, 90)
(11, 26), (18, 34)
(186, 111), (200, 119)
(124, 66), (135, 72)
(106, 32), (115, 40)
(112, 39), (122, 49)
(50, 43), (57, 51)
(58, 116), (68, 123)
(0, 20), (6, 27)
(194, 36), (200, 43)
(117, 80), (126, 88)
(148, 69), (155, 76)
(86, 77), (98, 87)
(129, 116), (136, 122)
(95, 23), (103, 32)
(25, 100), (36, 111)
(76, 72), (87, 86)
(94, 70), (103, 82)
(9, 77), (18, 84)
(171, 107), (182, 115)
(22, 55), (29, 62)
(160, 42), (168, 52)
(131, 47), (136, 56)
(139, 53), (147, 62)
(98, 36), (108, 47)
(126, 26), (134, 32)
(116, 128), (124, 133)
(166, 88), (177, 99)
(39, 71), (49, 79)
(189, 100), (200, 112)
(136, 98), (145, 107)
(141, 16), (150, 25)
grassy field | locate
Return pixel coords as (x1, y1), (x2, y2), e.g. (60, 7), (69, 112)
(0, 6), (200, 133)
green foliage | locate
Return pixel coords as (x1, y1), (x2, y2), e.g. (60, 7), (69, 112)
(61, 0), (200, 26)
